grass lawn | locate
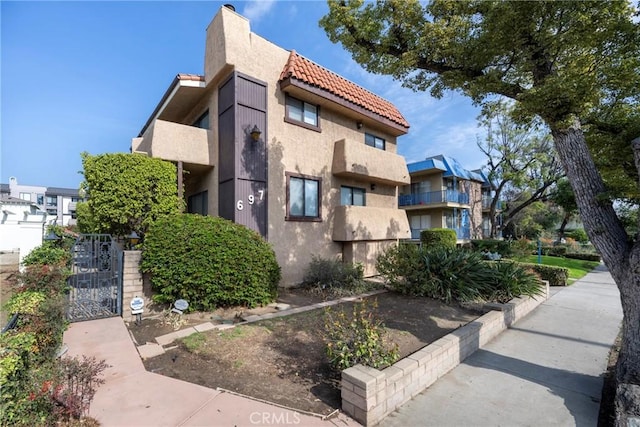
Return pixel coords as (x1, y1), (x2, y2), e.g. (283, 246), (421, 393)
(524, 255), (601, 282)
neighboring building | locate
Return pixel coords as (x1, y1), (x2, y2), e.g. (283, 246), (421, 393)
(0, 194), (54, 265)
(1, 177), (83, 226)
(399, 155), (486, 243)
(131, 6), (411, 286)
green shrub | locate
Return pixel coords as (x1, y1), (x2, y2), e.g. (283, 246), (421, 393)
(376, 243), (426, 293)
(141, 214), (280, 310)
(420, 228), (457, 250)
(324, 299), (398, 371)
(549, 246), (568, 257)
(485, 261), (545, 303)
(519, 263), (569, 286)
(565, 252), (601, 262)
(471, 239), (513, 257)
(378, 246), (492, 303)
(15, 265), (71, 296)
(21, 246), (69, 267)
(303, 256), (364, 289)
(567, 229), (589, 243)
(509, 238), (536, 261)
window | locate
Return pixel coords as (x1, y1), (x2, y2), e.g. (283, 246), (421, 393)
(46, 196), (57, 206)
(193, 110), (209, 129)
(285, 96), (320, 130)
(19, 192), (31, 201)
(365, 133), (385, 150)
(286, 173), (321, 221)
(188, 191), (208, 216)
(37, 194), (44, 205)
(340, 186), (365, 206)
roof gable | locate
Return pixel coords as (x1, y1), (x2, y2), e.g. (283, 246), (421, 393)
(279, 51), (409, 130)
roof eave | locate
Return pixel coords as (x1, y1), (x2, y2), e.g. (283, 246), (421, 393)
(279, 77), (409, 136)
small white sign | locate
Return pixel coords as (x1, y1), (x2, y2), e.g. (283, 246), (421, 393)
(130, 297), (144, 315)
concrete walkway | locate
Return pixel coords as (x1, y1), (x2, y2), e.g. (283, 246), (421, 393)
(380, 265), (622, 427)
(63, 316), (359, 427)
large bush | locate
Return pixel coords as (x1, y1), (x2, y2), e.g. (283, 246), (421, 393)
(470, 239), (513, 258)
(377, 245), (544, 303)
(77, 152), (183, 238)
(141, 214), (280, 309)
(420, 228), (457, 250)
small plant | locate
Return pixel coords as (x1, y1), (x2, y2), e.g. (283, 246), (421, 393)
(52, 356), (109, 420)
(324, 299), (399, 371)
(161, 310), (186, 331)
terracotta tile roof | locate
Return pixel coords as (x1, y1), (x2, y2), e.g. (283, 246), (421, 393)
(177, 73), (205, 82)
(279, 51), (409, 129)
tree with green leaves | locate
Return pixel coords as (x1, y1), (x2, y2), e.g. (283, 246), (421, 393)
(478, 101), (564, 238)
(550, 178), (579, 238)
(321, 1), (640, 422)
(77, 153), (183, 239)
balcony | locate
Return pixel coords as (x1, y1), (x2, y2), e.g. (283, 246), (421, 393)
(410, 226), (471, 241)
(482, 196), (503, 210)
(332, 205), (410, 242)
(133, 119), (212, 166)
(399, 190), (470, 208)
(332, 139), (410, 186)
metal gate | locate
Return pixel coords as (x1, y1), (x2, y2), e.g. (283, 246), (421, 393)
(67, 234), (123, 322)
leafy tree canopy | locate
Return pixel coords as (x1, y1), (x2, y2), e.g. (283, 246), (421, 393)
(77, 152), (183, 238)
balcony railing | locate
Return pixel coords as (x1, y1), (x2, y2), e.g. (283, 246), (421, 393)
(399, 190), (469, 207)
(410, 226), (471, 240)
(482, 197), (503, 210)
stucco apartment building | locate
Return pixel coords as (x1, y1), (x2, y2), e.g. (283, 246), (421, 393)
(0, 177), (82, 226)
(131, 5), (411, 286)
(399, 155), (489, 243)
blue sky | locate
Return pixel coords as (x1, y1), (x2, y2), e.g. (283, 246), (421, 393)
(1, 0), (485, 190)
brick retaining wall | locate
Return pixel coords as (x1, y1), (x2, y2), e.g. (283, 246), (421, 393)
(341, 282), (550, 426)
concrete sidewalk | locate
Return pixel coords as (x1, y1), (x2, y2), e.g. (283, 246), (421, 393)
(380, 265), (622, 427)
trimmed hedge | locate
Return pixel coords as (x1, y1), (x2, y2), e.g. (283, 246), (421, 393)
(420, 228), (457, 249)
(141, 214), (281, 310)
(471, 239), (513, 257)
(519, 262), (569, 286)
(565, 252), (601, 262)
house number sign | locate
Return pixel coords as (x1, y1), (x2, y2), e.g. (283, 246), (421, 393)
(236, 190), (265, 211)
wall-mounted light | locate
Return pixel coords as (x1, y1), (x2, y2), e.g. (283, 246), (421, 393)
(250, 125), (262, 142)
(357, 121), (363, 129)
(44, 230), (60, 242)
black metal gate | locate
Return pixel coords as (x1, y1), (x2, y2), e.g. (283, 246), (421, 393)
(67, 234), (123, 322)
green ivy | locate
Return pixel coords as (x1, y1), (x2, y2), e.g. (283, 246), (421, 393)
(141, 214), (280, 310)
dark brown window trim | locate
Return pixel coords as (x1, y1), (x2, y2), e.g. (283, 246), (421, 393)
(284, 94), (322, 132)
(285, 172), (322, 222)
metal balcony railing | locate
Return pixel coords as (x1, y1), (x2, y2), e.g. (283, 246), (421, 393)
(399, 190), (470, 207)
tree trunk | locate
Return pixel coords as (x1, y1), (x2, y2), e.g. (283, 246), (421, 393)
(550, 123), (640, 426)
(558, 214), (569, 238)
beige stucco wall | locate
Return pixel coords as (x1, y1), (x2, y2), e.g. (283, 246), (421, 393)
(131, 6), (410, 287)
